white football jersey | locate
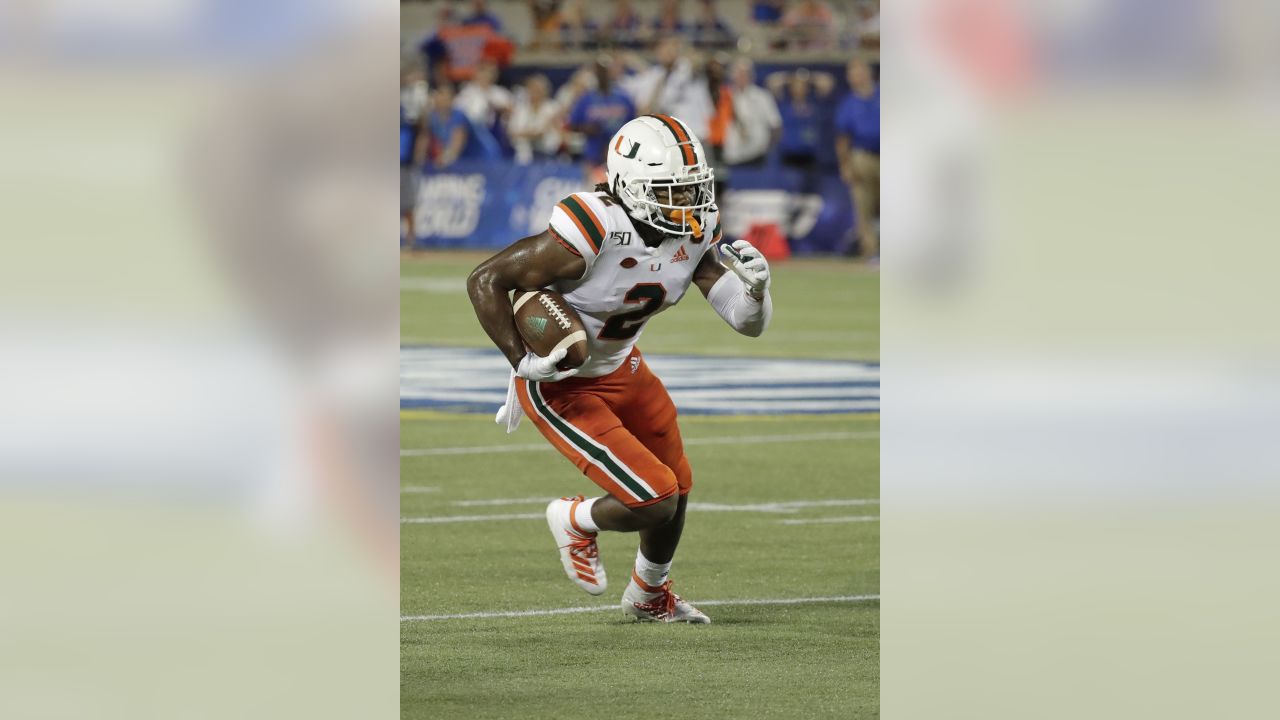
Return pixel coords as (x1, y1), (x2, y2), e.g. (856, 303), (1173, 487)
(546, 191), (723, 377)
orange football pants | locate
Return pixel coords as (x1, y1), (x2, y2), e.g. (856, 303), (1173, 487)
(515, 348), (692, 508)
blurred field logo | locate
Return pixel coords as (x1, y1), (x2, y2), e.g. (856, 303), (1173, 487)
(416, 174), (486, 237)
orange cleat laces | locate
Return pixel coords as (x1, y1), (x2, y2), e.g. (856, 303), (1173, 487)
(632, 580), (679, 619)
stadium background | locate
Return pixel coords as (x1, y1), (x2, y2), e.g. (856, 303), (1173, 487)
(401, 2), (880, 718)
(401, 0), (879, 256)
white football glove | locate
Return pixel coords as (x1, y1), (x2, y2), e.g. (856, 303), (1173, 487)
(515, 348), (580, 382)
(718, 239), (770, 300)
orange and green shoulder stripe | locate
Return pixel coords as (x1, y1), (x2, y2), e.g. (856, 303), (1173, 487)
(556, 194), (605, 254)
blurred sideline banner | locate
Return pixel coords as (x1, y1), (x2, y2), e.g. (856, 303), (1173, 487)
(411, 161), (855, 254)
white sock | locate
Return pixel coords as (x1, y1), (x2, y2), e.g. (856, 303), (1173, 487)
(572, 497), (600, 533)
(632, 549), (672, 591)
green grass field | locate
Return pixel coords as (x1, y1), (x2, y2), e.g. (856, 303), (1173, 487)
(401, 252), (879, 719)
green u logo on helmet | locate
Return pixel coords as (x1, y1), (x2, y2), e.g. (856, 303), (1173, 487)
(614, 135), (642, 159)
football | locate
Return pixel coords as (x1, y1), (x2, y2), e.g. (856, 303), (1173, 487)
(512, 289), (589, 370)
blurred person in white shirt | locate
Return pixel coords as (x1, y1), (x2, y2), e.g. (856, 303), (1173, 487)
(507, 74), (564, 164)
(400, 65), (429, 246)
(454, 60), (513, 130)
(851, 0), (880, 49)
(620, 38), (712, 139)
(724, 57), (782, 166)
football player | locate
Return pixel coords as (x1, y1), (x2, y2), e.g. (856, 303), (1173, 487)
(467, 115), (772, 623)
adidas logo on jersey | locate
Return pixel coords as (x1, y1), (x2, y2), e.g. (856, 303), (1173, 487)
(671, 245), (689, 263)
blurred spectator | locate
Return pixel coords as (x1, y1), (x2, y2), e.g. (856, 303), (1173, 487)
(853, 0), (880, 48)
(691, 0), (736, 49)
(461, 0), (504, 32)
(420, 1), (514, 84)
(604, 0), (645, 49)
(568, 56), (636, 167)
(418, 3), (458, 80)
(557, 0), (601, 51)
(528, 0), (565, 49)
(651, 0), (687, 37)
(555, 65), (597, 110)
(723, 58), (781, 167)
(774, 69), (826, 168)
(835, 58), (879, 258)
(507, 75), (564, 165)
(751, 0), (787, 25)
(702, 54), (734, 196)
(400, 65), (430, 136)
(621, 39), (712, 139)
(455, 60), (513, 129)
(781, 0), (836, 49)
(400, 66), (430, 246)
(425, 83), (471, 169)
(555, 66), (597, 158)
(772, 68), (835, 239)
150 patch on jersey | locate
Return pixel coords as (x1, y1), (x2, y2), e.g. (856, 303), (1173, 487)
(610, 231), (632, 246)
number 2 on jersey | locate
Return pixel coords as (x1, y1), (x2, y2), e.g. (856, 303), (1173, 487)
(598, 283), (667, 341)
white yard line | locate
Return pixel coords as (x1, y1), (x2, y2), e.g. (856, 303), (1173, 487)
(401, 431), (878, 457)
(779, 516), (881, 525)
(400, 486), (441, 494)
(401, 498), (880, 523)
(401, 594), (880, 622)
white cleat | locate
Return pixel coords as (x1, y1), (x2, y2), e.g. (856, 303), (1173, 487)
(622, 575), (711, 624)
(545, 496), (607, 595)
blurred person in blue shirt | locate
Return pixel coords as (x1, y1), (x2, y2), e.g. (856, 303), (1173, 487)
(752, 0), (786, 25)
(568, 56), (636, 170)
(461, 0), (503, 32)
(773, 68), (834, 168)
(772, 68), (836, 238)
(426, 83), (471, 168)
(835, 58), (879, 259)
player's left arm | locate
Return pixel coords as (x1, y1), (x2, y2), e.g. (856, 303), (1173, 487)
(694, 239), (773, 338)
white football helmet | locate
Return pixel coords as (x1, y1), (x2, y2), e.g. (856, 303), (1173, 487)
(605, 115), (715, 237)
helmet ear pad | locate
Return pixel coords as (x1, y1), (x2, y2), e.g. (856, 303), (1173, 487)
(611, 176), (646, 225)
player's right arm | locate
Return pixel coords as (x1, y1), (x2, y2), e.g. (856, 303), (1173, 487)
(467, 230), (587, 370)
(694, 231), (773, 338)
